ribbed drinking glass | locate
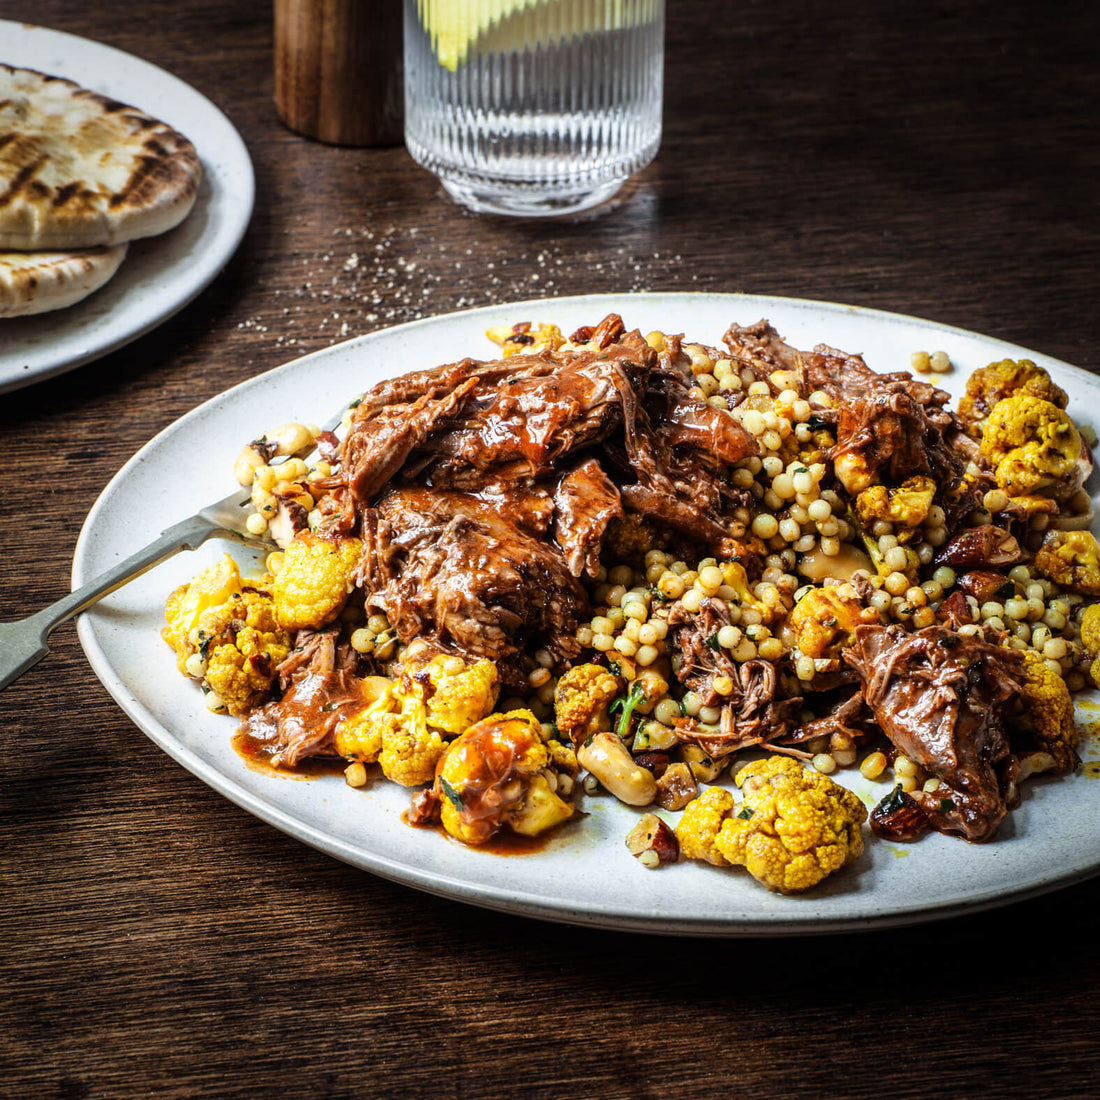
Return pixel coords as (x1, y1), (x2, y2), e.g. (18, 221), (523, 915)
(404, 0), (665, 216)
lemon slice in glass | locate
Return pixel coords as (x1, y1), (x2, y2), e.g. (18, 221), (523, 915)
(417, 0), (640, 72)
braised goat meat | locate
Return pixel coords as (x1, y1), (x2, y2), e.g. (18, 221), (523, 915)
(843, 624), (1025, 842)
(320, 317), (762, 678)
(666, 597), (800, 755)
(242, 630), (367, 767)
(359, 489), (588, 689)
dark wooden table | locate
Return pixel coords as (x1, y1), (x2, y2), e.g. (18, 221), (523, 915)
(3, 2), (1098, 1096)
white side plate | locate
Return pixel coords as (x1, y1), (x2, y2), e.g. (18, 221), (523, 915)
(0, 21), (254, 393)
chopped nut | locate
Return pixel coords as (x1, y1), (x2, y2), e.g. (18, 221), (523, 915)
(633, 750), (670, 779)
(655, 762), (698, 811)
(625, 813), (680, 865)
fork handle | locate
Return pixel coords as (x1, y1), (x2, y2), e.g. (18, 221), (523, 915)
(0, 514), (221, 691)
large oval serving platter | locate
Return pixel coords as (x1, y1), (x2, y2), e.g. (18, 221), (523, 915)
(73, 293), (1100, 935)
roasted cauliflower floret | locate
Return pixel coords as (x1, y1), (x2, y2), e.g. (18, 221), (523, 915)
(416, 655), (500, 734)
(162, 554), (245, 671)
(602, 512), (664, 562)
(980, 395), (1083, 498)
(721, 757), (866, 894)
(855, 476), (937, 538)
(378, 690), (446, 787)
(1081, 603), (1100, 689)
(1011, 650), (1078, 775)
(554, 663), (622, 746)
(1033, 530), (1100, 596)
(333, 657), (500, 785)
(674, 786), (736, 867)
(787, 583), (880, 659)
(959, 358), (1068, 433)
(162, 555), (290, 715)
(1082, 602), (1100, 652)
(333, 677), (399, 762)
(432, 710), (575, 845)
(485, 321), (565, 358)
(271, 531), (363, 630)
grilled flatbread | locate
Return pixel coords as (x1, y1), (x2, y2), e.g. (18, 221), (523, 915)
(0, 65), (202, 249)
(0, 244), (128, 317)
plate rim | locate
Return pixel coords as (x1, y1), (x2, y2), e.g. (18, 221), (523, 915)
(0, 19), (255, 393)
(73, 290), (1100, 935)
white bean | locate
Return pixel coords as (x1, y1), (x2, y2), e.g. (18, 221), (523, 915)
(577, 733), (656, 807)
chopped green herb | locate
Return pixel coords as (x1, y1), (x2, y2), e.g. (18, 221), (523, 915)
(609, 681), (649, 738)
(706, 633), (720, 650)
(439, 777), (464, 810)
(878, 783), (907, 815)
(939, 798), (956, 813)
(737, 807), (754, 820)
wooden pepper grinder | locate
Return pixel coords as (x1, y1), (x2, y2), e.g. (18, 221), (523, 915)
(274, 0), (403, 147)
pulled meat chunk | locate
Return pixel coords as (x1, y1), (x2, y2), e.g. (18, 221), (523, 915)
(242, 630), (367, 767)
(316, 316), (763, 677)
(667, 596), (800, 755)
(360, 489), (588, 689)
(843, 624), (1024, 842)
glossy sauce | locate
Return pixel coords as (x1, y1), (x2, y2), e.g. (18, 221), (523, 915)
(400, 812), (556, 855)
(232, 729), (347, 779)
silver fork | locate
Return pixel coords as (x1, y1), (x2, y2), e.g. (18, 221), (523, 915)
(0, 403), (353, 692)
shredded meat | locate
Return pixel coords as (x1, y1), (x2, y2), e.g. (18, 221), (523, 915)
(723, 319), (809, 392)
(553, 458), (623, 578)
(313, 316), (761, 677)
(359, 488), (588, 689)
(241, 631), (366, 767)
(666, 597), (799, 755)
(843, 624), (1025, 842)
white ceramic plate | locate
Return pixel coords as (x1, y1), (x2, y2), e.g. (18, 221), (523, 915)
(0, 21), (254, 393)
(73, 293), (1100, 935)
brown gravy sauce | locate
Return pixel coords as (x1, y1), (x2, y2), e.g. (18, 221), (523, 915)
(232, 729), (347, 780)
(399, 812), (557, 855)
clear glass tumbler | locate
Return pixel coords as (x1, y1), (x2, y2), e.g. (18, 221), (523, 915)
(403, 0), (665, 216)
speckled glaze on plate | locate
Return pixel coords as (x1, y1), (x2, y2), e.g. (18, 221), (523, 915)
(0, 21), (253, 394)
(73, 293), (1100, 935)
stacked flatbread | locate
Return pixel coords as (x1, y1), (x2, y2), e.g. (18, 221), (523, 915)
(0, 64), (202, 318)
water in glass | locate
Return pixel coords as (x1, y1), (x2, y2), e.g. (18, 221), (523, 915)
(404, 0), (665, 216)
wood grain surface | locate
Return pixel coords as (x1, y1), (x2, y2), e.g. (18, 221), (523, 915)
(2, 2), (1098, 1097)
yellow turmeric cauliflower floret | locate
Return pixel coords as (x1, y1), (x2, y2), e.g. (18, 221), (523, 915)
(959, 358), (1068, 432)
(272, 531), (363, 630)
(377, 689), (446, 787)
(333, 677), (399, 762)
(1013, 649), (1078, 774)
(1081, 602), (1100, 654)
(416, 655), (500, 734)
(1083, 603), (1100, 690)
(335, 656), (501, 785)
(554, 663), (622, 746)
(204, 644), (276, 716)
(980, 395), (1083, 498)
(162, 554), (245, 672)
(787, 583), (880, 659)
(434, 710), (575, 845)
(854, 476), (937, 538)
(485, 321), (565, 358)
(602, 512), (666, 562)
(1033, 530), (1100, 596)
(674, 786), (736, 867)
(162, 555), (290, 714)
(714, 756), (867, 894)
